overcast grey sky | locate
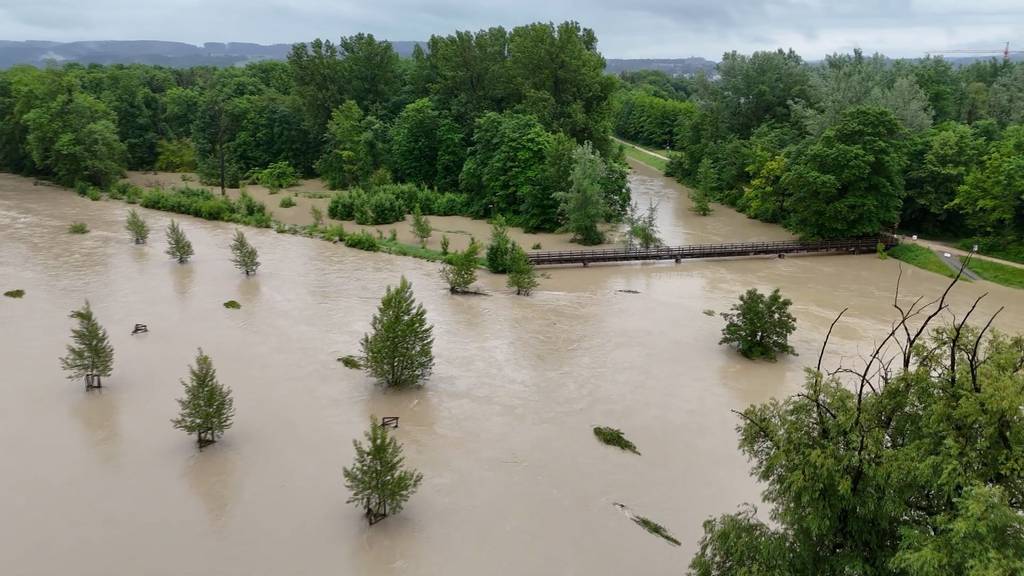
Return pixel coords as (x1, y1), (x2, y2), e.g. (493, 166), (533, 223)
(1, 0), (1022, 59)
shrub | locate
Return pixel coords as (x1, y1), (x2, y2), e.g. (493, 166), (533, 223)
(74, 181), (91, 196)
(440, 235), (450, 255)
(433, 192), (467, 216)
(86, 187), (103, 201)
(140, 186), (271, 228)
(355, 189), (406, 225)
(344, 230), (379, 251)
(321, 224), (346, 242)
(223, 300), (241, 309)
(68, 222), (89, 234)
(4, 289), (25, 298)
(441, 239), (481, 293)
(328, 192), (357, 221)
(109, 181), (143, 203)
(485, 215), (516, 273)
(251, 161), (300, 190)
(279, 195), (296, 208)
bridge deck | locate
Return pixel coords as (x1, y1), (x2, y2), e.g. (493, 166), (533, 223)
(527, 236), (895, 267)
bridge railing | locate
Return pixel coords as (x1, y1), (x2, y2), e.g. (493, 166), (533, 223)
(527, 235), (894, 265)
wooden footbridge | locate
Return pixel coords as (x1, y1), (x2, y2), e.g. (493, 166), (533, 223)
(527, 236), (896, 267)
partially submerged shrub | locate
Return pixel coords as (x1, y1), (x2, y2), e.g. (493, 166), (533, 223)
(223, 300), (241, 309)
(593, 426), (640, 455)
(338, 355), (363, 369)
(141, 186), (271, 227)
(4, 289), (25, 298)
(279, 195), (296, 208)
(68, 222), (89, 234)
(86, 187), (103, 201)
(344, 230), (379, 252)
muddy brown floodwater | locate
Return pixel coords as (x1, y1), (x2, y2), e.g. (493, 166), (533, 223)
(2, 166), (1022, 575)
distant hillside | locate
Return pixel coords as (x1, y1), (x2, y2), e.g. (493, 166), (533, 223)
(605, 58), (717, 76)
(0, 40), (424, 68)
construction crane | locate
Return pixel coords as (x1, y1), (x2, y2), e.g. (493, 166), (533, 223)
(927, 42), (1023, 61)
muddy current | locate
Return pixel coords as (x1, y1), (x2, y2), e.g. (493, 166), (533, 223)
(2, 163), (1021, 575)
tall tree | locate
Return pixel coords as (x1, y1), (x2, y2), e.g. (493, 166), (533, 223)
(316, 101), (373, 189)
(485, 214), (515, 273)
(506, 245), (540, 295)
(172, 349), (235, 449)
(338, 33), (400, 116)
(360, 277), (435, 388)
(558, 142), (607, 245)
(343, 420), (423, 525)
(783, 106), (907, 238)
(60, 301), (114, 389)
(441, 239), (481, 293)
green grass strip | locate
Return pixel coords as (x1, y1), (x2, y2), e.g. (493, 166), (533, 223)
(888, 244), (960, 279)
(962, 257), (1024, 289)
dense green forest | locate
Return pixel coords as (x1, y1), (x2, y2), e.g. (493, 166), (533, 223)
(614, 51), (1024, 259)
(0, 21), (628, 239)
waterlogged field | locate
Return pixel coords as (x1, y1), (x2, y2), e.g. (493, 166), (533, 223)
(2, 168), (1022, 575)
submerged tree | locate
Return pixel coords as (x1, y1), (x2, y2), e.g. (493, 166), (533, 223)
(125, 209), (150, 244)
(441, 239), (481, 293)
(229, 229), (260, 276)
(410, 205), (432, 247)
(485, 214), (516, 273)
(360, 277), (434, 388)
(343, 419), (423, 525)
(171, 349), (235, 449)
(59, 300), (114, 389)
(506, 245), (540, 296)
(165, 219), (194, 263)
(625, 200), (662, 250)
(719, 288), (797, 360)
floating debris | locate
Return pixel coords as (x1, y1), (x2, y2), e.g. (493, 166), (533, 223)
(593, 426), (640, 455)
(613, 503), (681, 546)
(3, 289), (25, 298)
(616, 289), (640, 294)
(702, 309), (716, 316)
(338, 355), (363, 369)
(223, 300), (241, 309)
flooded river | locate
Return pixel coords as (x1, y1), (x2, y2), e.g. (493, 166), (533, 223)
(2, 166), (1022, 575)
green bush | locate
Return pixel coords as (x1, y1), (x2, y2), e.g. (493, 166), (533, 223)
(140, 186), (271, 228)
(320, 224), (346, 242)
(108, 181), (144, 203)
(355, 189), (406, 225)
(4, 289), (25, 298)
(68, 222), (89, 234)
(251, 161), (300, 189)
(86, 187), (103, 201)
(344, 230), (379, 251)
(223, 300), (241, 309)
(74, 181), (91, 196)
(328, 192), (356, 221)
(279, 195), (296, 208)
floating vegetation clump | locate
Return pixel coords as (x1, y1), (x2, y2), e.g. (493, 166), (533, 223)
(68, 222), (89, 234)
(702, 309), (716, 316)
(633, 515), (681, 546)
(593, 426), (640, 455)
(614, 503), (681, 546)
(223, 300), (241, 309)
(4, 289), (25, 298)
(338, 355), (363, 369)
